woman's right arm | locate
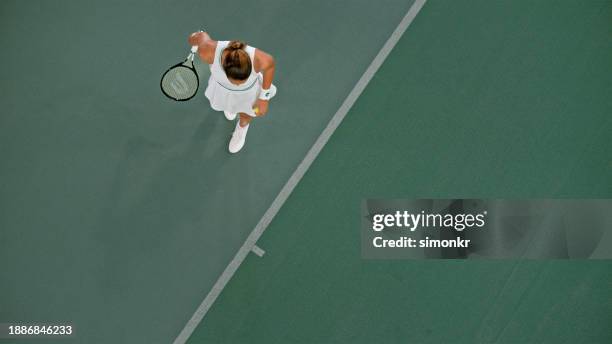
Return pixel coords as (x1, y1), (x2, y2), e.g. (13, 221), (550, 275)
(188, 31), (216, 64)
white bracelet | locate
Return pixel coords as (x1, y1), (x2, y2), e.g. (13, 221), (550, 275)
(258, 88), (273, 101)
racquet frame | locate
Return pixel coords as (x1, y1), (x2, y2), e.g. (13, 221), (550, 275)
(160, 45), (200, 101)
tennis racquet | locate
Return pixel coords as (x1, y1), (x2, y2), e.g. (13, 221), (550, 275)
(160, 45), (200, 101)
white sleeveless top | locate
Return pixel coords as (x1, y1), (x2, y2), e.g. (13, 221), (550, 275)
(204, 41), (261, 115)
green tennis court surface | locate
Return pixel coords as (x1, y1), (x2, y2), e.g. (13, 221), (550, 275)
(189, 1), (612, 343)
(1, 0), (415, 343)
(1, 0), (611, 343)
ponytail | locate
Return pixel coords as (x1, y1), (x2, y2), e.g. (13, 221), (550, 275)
(222, 40), (252, 81)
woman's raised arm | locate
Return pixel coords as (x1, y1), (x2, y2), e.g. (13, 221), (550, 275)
(188, 31), (216, 64)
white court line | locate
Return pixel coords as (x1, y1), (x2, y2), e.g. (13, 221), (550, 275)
(173, 1), (427, 343)
(251, 245), (265, 257)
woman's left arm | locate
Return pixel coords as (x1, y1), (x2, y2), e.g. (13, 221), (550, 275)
(254, 49), (275, 116)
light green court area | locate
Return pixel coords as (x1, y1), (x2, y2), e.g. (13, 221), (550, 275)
(190, 1), (612, 343)
(0, 0), (416, 343)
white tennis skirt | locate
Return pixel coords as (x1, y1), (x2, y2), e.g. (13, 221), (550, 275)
(205, 73), (275, 117)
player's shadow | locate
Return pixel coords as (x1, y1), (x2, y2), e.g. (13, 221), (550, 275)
(94, 109), (236, 292)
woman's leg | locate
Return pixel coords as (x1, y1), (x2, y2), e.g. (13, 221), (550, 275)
(238, 113), (252, 127)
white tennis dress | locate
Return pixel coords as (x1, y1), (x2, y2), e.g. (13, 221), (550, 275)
(204, 41), (274, 117)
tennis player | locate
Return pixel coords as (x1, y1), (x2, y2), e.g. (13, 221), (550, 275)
(188, 31), (277, 153)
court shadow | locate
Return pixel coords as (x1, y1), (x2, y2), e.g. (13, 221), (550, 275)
(93, 109), (237, 296)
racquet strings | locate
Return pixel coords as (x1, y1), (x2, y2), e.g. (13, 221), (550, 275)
(161, 65), (198, 100)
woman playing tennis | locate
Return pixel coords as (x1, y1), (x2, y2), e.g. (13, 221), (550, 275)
(188, 31), (277, 153)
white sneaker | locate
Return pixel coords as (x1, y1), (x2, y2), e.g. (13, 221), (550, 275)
(223, 111), (237, 121)
(229, 121), (249, 153)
